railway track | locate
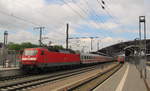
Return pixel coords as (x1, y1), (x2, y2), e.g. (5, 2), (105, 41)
(0, 69), (29, 82)
(0, 65), (93, 82)
(68, 63), (122, 91)
(0, 63), (112, 91)
(0, 63), (108, 82)
(0, 74), (33, 82)
(0, 70), (44, 82)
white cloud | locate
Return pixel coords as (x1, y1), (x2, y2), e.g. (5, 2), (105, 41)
(8, 30), (37, 43)
(0, 0), (87, 43)
(0, 0), (148, 51)
(105, 0), (144, 25)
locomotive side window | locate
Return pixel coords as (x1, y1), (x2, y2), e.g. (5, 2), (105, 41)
(41, 51), (44, 55)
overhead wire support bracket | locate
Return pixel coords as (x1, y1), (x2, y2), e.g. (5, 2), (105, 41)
(34, 27), (45, 47)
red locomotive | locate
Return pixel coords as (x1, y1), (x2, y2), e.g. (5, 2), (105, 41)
(20, 47), (114, 70)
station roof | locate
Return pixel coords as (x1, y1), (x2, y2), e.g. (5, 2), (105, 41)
(98, 39), (150, 56)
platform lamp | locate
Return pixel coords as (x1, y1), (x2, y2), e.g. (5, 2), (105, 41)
(139, 16), (147, 79)
(3, 31), (8, 68)
(4, 31), (8, 47)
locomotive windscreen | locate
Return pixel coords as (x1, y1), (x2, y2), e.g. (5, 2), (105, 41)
(23, 50), (38, 56)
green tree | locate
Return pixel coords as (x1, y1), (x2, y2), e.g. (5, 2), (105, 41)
(7, 42), (21, 51)
(53, 45), (64, 49)
(20, 42), (38, 50)
(7, 42), (67, 52)
(7, 42), (38, 51)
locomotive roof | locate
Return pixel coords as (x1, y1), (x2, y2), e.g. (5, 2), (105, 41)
(24, 47), (77, 54)
(47, 46), (76, 54)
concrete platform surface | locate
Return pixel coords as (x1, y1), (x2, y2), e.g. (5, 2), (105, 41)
(146, 66), (150, 89)
(93, 63), (147, 91)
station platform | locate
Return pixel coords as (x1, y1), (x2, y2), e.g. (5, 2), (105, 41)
(93, 63), (148, 91)
(146, 66), (150, 89)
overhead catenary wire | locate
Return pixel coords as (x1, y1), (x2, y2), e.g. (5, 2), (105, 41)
(59, 0), (110, 44)
(70, 0), (90, 16)
(70, 0), (108, 36)
(96, 0), (129, 45)
(60, 0), (87, 19)
(14, 1), (75, 43)
(14, 0), (110, 38)
(0, 8), (66, 45)
(66, 0), (111, 39)
(104, 0), (127, 35)
(96, 0), (124, 28)
(12, 0), (68, 35)
(0, 1), (79, 46)
(84, 0), (105, 23)
(61, 0), (108, 30)
(15, 0), (103, 39)
(0, 1), (68, 43)
(83, 0), (114, 38)
(0, 0), (116, 49)
(96, 0), (123, 36)
(61, 0), (116, 48)
(0, 9), (39, 26)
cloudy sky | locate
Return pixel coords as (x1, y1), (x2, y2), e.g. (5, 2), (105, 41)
(0, 0), (148, 52)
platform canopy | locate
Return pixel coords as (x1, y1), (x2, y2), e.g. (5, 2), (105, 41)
(98, 39), (150, 56)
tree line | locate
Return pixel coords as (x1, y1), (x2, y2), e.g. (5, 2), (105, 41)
(7, 42), (64, 51)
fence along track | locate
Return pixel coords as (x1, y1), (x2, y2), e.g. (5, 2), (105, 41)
(0, 49), (20, 67)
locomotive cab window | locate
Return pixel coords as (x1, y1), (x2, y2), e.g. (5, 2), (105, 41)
(23, 50), (38, 56)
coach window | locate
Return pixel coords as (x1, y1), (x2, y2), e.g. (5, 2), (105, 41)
(85, 56), (87, 59)
(81, 56), (83, 60)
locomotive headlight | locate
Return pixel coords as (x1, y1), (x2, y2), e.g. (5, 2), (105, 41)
(22, 58), (27, 60)
(30, 58), (37, 60)
(22, 58), (37, 60)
